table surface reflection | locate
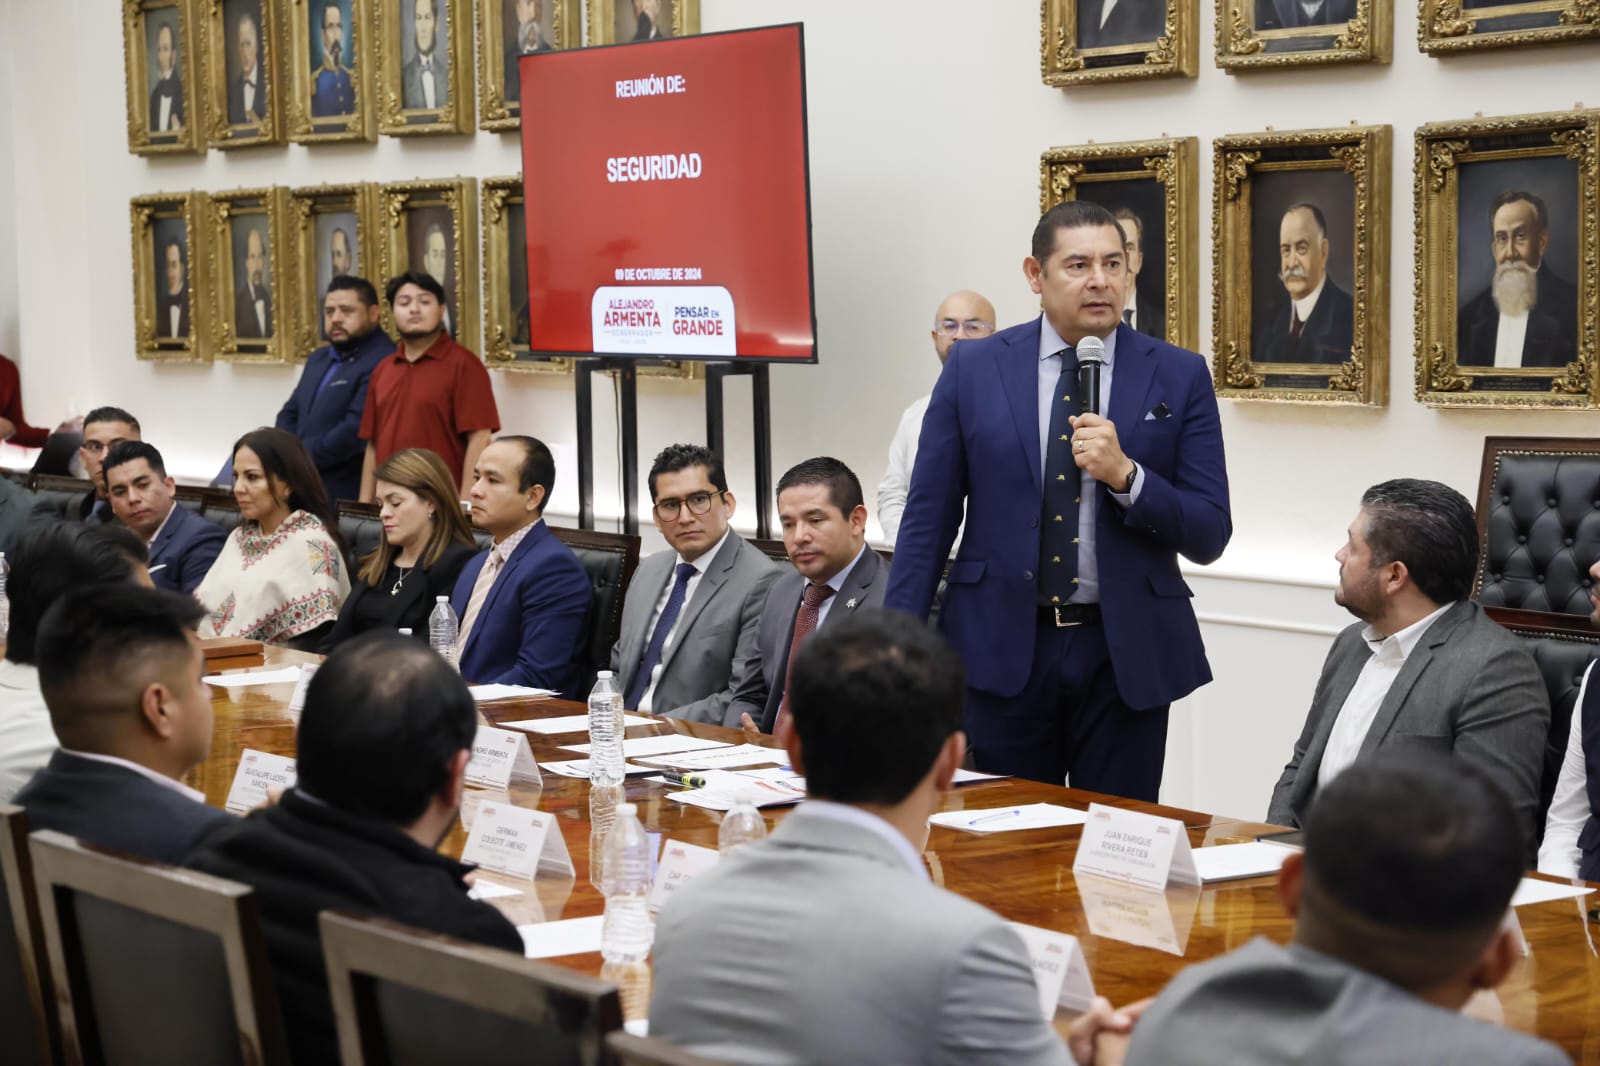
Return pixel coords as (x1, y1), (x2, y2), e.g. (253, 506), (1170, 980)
(196, 649), (1600, 1060)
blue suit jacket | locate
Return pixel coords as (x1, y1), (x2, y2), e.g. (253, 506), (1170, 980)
(275, 329), (394, 504)
(451, 521), (592, 698)
(149, 503), (226, 594)
(883, 320), (1231, 708)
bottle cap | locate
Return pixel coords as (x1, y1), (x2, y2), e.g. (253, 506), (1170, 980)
(436, 595), (449, 602)
(398, 628), (413, 636)
(597, 670), (613, 679)
(617, 802), (637, 816)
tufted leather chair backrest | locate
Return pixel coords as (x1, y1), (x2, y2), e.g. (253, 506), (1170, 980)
(1475, 437), (1600, 616)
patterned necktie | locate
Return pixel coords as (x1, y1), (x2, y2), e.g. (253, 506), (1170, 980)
(455, 547), (504, 656)
(1038, 347), (1082, 607)
(774, 583), (835, 732)
(625, 562), (697, 709)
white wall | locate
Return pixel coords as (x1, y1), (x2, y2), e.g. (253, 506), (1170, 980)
(4, 1), (1598, 815)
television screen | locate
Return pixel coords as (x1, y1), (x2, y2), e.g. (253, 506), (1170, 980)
(518, 23), (816, 363)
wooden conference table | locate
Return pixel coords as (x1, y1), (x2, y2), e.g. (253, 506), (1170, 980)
(195, 647), (1600, 1061)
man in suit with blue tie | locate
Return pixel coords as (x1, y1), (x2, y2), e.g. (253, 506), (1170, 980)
(885, 200), (1231, 801)
(275, 276), (394, 504)
(453, 436), (591, 697)
(104, 441), (225, 595)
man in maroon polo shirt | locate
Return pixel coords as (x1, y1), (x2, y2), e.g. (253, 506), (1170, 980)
(358, 271), (500, 501)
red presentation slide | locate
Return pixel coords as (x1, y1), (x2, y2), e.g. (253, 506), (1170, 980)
(519, 24), (816, 362)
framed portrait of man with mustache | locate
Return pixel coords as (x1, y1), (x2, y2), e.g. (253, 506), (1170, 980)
(290, 0), (374, 143)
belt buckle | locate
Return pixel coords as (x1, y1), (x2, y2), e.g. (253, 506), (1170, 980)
(1053, 606), (1082, 628)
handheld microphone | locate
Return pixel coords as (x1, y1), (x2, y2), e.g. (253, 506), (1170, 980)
(1075, 335), (1106, 417)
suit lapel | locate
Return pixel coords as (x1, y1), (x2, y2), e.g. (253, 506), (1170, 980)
(619, 552), (670, 672)
(819, 549), (881, 631)
(148, 506), (180, 564)
(1294, 641), (1369, 807)
(999, 319), (1044, 494)
(659, 537), (739, 671)
(1107, 325), (1157, 436)
(467, 522), (545, 652)
(1357, 604), (1466, 755)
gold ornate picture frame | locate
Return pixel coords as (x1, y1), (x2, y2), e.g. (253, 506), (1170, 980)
(378, 0), (474, 137)
(478, 0), (580, 132)
(1040, 138), (1200, 352)
(1215, 0), (1390, 70)
(377, 178), (480, 351)
(289, 0), (375, 143)
(131, 192), (210, 362)
(482, 176), (568, 374)
(1212, 126), (1391, 406)
(1041, 0), (1196, 87)
(1420, 0), (1600, 54)
(210, 187), (292, 363)
(586, 0), (700, 44)
(1414, 110), (1598, 409)
(124, 0), (205, 156)
(290, 183), (379, 361)
(203, 0), (283, 149)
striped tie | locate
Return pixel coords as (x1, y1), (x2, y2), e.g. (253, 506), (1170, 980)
(455, 548), (504, 656)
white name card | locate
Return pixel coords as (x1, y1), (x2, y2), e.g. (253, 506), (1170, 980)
(224, 749), (297, 813)
(1072, 803), (1197, 890)
(1075, 874), (1199, 957)
(465, 725), (543, 790)
(286, 664), (319, 714)
(1007, 922), (1095, 1017)
(461, 801), (574, 881)
(647, 839), (719, 913)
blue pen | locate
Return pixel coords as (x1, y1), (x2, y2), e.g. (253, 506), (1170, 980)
(967, 808), (1024, 828)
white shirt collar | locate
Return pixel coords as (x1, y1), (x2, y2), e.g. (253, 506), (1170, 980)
(679, 527), (732, 576)
(58, 747), (207, 803)
(1292, 277), (1327, 324)
(794, 800), (929, 880)
(145, 500), (178, 547)
(1039, 315), (1117, 368)
(1361, 602), (1453, 661)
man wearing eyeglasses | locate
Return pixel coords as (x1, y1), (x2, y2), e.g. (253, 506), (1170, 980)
(877, 291), (996, 546)
(611, 444), (780, 722)
(28, 407), (142, 529)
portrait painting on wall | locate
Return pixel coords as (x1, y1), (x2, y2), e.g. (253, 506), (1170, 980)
(477, 0), (580, 131)
(1420, 0), (1600, 54)
(1415, 111), (1599, 409)
(482, 176), (568, 373)
(1215, 0), (1390, 69)
(291, 0), (374, 142)
(377, 179), (479, 349)
(205, 0), (282, 148)
(1042, 0), (1195, 87)
(291, 183), (377, 358)
(586, 0), (701, 44)
(212, 188), (290, 362)
(124, 0), (203, 155)
(380, 0), (473, 135)
(131, 192), (209, 361)
(1212, 126), (1391, 406)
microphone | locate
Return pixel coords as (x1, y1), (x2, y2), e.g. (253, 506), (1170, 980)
(1075, 335), (1106, 417)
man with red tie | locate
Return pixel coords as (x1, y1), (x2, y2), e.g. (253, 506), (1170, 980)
(724, 457), (890, 735)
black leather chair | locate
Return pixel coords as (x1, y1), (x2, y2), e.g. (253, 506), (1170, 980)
(550, 525), (640, 695)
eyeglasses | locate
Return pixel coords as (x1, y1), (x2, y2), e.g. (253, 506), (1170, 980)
(935, 319), (996, 338)
(654, 491), (722, 520)
(79, 439), (126, 455)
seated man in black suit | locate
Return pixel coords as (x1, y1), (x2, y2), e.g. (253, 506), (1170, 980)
(104, 441), (225, 594)
(1254, 202), (1354, 364)
(186, 632), (524, 1066)
(1456, 190), (1578, 369)
(15, 584), (231, 863)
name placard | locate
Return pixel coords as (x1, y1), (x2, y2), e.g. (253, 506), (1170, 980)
(647, 839), (719, 913)
(1071, 803), (1197, 890)
(1076, 875), (1199, 957)
(1006, 922), (1095, 1017)
(461, 802), (574, 881)
(465, 725), (543, 790)
(224, 749), (298, 813)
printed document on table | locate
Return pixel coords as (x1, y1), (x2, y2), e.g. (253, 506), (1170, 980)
(203, 666), (304, 687)
(665, 769), (805, 811)
(928, 803), (1089, 834)
(469, 684), (558, 702)
(519, 915), (605, 959)
(636, 743), (785, 770)
(1190, 842), (1296, 883)
(500, 713), (655, 734)
(561, 734), (731, 758)
(1511, 877), (1595, 907)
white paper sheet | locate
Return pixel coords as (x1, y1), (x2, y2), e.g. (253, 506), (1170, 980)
(636, 743), (785, 770)
(202, 666), (305, 687)
(470, 684), (558, 702)
(562, 735), (731, 758)
(519, 915), (606, 959)
(928, 803), (1089, 834)
(540, 759), (659, 779)
(952, 768), (1010, 785)
(664, 769), (805, 811)
(467, 880), (525, 901)
(1190, 842), (1295, 883)
(500, 713), (655, 734)
(1511, 877), (1595, 908)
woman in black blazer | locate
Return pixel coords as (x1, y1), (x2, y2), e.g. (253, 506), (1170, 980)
(327, 448), (479, 648)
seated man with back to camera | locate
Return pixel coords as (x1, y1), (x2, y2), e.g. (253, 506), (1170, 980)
(104, 440), (225, 594)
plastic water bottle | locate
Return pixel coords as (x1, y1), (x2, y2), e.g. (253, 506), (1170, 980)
(589, 783), (623, 891)
(588, 671), (625, 786)
(0, 552), (10, 637)
(600, 802), (654, 963)
(719, 792), (768, 853)
(428, 596), (459, 668)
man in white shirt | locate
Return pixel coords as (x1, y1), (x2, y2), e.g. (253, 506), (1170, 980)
(876, 290), (994, 545)
(1538, 556), (1600, 879)
(1457, 190), (1579, 369)
(1268, 479), (1549, 858)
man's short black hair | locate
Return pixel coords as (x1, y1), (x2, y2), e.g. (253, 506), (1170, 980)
(384, 270), (447, 306)
(788, 609), (964, 805)
(777, 456), (863, 516)
(295, 632), (479, 825)
(1031, 200), (1127, 266)
(6, 525), (145, 665)
(83, 406), (141, 434)
(1359, 478), (1479, 605)
(1491, 189), (1549, 233)
(647, 443), (728, 500)
(1285, 202), (1329, 239)
(103, 439), (167, 480)
(497, 434), (556, 507)
(327, 274), (379, 308)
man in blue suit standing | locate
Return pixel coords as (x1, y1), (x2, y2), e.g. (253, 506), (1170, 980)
(275, 276), (393, 504)
(885, 201), (1231, 801)
(453, 435), (591, 697)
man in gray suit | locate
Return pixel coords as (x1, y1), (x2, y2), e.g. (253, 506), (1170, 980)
(1267, 479), (1549, 855)
(723, 457), (891, 735)
(1125, 757), (1569, 1065)
(611, 444), (779, 723)
(653, 609), (1136, 1065)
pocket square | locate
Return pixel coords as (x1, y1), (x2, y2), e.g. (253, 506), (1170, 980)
(1145, 403), (1173, 421)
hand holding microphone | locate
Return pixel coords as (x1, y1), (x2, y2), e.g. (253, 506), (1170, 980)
(1069, 335), (1137, 491)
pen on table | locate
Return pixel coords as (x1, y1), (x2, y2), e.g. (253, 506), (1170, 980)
(967, 808), (1024, 827)
(662, 772), (708, 789)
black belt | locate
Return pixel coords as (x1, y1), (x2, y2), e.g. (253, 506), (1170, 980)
(1038, 603), (1101, 627)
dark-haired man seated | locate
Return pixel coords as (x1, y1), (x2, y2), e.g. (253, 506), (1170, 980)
(104, 440), (225, 594)
(187, 632), (524, 1066)
(15, 583), (231, 862)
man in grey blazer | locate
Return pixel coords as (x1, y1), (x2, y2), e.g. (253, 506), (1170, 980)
(653, 610), (1134, 1065)
(1267, 479), (1549, 855)
(723, 458), (891, 734)
(1126, 756), (1569, 1065)
(611, 444), (779, 723)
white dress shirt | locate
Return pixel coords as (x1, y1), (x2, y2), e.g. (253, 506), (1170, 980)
(1098, 0), (1121, 29)
(793, 800), (929, 880)
(58, 748), (207, 803)
(1495, 311), (1530, 368)
(0, 661), (58, 803)
(1316, 603), (1452, 788)
(806, 543), (868, 629)
(420, 57), (437, 108)
(1038, 317), (1141, 604)
(878, 393), (967, 551)
(1291, 277), (1326, 330)
(1538, 660), (1592, 879)
(636, 528), (732, 713)
(254, 289), (268, 335)
(242, 75), (257, 116)
(169, 303), (182, 337)
(158, 92), (173, 131)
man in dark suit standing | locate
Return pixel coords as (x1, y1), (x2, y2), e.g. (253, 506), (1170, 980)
(1254, 202), (1354, 364)
(226, 9), (267, 125)
(1077, 0), (1165, 47)
(157, 239), (190, 339)
(104, 442), (225, 594)
(1114, 207), (1164, 340)
(725, 458), (891, 735)
(504, 0), (553, 106)
(401, 0), (449, 110)
(276, 276), (393, 503)
(885, 201), (1231, 801)
(1456, 190), (1578, 369)
(147, 22), (185, 134)
(234, 226), (273, 339)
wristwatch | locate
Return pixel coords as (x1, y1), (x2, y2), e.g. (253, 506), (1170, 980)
(1117, 462), (1138, 494)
